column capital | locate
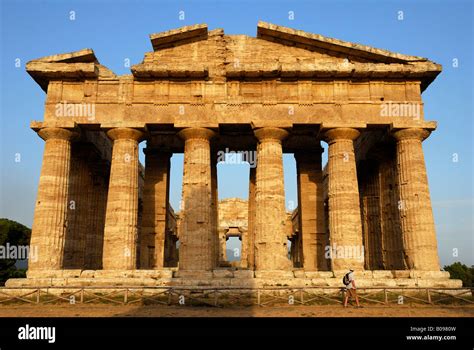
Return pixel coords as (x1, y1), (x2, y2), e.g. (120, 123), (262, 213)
(392, 128), (431, 142)
(178, 127), (215, 141)
(254, 127), (289, 142)
(323, 128), (360, 142)
(38, 127), (79, 141)
(106, 127), (144, 142)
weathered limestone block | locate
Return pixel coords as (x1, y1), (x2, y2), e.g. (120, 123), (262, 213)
(371, 279), (397, 287)
(416, 279), (462, 288)
(173, 270), (214, 279)
(395, 279), (418, 287)
(372, 270), (394, 279)
(304, 271), (335, 279)
(141, 145), (171, 269)
(295, 149), (327, 271)
(212, 269), (234, 278)
(29, 127), (78, 270)
(254, 270), (295, 279)
(311, 278), (330, 286)
(26, 269), (81, 279)
(254, 127), (292, 271)
(80, 270), (96, 278)
(393, 128), (440, 270)
(102, 128), (144, 270)
(178, 127), (216, 271)
(323, 128), (364, 271)
(233, 270), (255, 279)
(409, 270), (450, 279)
(392, 270), (411, 278)
(293, 269), (305, 278)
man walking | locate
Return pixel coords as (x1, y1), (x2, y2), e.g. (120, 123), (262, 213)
(343, 269), (362, 308)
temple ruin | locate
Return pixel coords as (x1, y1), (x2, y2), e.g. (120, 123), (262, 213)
(7, 22), (460, 288)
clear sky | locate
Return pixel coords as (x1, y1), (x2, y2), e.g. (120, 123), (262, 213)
(0, 0), (472, 266)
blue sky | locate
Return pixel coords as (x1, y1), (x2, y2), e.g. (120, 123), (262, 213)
(0, 0), (472, 266)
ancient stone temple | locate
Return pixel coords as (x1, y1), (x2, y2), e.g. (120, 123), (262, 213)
(8, 22), (460, 288)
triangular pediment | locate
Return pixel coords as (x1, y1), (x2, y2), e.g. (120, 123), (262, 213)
(256, 22), (427, 64)
(26, 23), (442, 92)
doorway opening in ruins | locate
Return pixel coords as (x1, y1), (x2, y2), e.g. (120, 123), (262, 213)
(226, 234), (242, 265)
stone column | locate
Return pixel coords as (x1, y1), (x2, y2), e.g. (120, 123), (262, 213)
(295, 148), (327, 271)
(141, 144), (171, 269)
(219, 229), (228, 263)
(240, 230), (248, 268)
(102, 128), (144, 270)
(177, 127), (215, 271)
(210, 149), (219, 267)
(378, 155), (405, 269)
(247, 166), (256, 269)
(29, 127), (78, 270)
(254, 127), (292, 271)
(323, 128), (364, 271)
(85, 170), (108, 270)
(393, 128), (440, 270)
(63, 147), (89, 269)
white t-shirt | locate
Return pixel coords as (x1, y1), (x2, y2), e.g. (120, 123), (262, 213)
(346, 271), (355, 289)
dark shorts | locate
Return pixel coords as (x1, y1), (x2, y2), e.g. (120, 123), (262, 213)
(346, 288), (357, 298)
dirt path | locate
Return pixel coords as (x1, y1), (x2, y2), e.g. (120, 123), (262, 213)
(0, 304), (472, 317)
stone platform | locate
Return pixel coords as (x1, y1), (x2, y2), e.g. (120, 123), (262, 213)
(5, 269), (462, 289)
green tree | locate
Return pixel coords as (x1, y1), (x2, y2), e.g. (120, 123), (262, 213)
(0, 218), (31, 285)
(443, 262), (473, 287)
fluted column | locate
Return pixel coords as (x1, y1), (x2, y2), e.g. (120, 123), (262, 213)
(254, 127), (292, 271)
(393, 128), (440, 270)
(29, 127), (78, 270)
(247, 166), (256, 270)
(323, 128), (364, 271)
(210, 149), (219, 267)
(102, 128), (144, 270)
(178, 127), (215, 271)
(140, 144), (171, 269)
(64, 146), (93, 269)
(295, 148), (327, 271)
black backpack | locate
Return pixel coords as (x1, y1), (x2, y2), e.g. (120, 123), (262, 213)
(342, 272), (351, 286)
